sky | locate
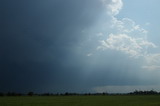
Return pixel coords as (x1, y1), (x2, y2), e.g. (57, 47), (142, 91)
(1, 0), (160, 93)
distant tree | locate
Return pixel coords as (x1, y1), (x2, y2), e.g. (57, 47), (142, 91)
(0, 92), (4, 96)
(102, 92), (108, 95)
(41, 93), (50, 96)
(28, 92), (34, 96)
(6, 92), (17, 96)
(7, 92), (12, 96)
(65, 92), (69, 96)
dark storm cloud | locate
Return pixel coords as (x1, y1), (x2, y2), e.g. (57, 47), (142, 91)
(0, 0), (106, 93)
(0, 0), (148, 93)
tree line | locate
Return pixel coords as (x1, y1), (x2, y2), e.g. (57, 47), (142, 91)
(0, 92), (108, 96)
(0, 90), (159, 96)
(128, 90), (158, 95)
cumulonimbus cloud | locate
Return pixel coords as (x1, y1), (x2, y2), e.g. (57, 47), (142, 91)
(98, 33), (156, 58)
(97, 0), (160, 71)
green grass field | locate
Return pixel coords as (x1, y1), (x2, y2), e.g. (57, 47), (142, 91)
(0, 95), (160, 106)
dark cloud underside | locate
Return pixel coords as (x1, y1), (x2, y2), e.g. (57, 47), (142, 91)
(0, 0), (151, 93)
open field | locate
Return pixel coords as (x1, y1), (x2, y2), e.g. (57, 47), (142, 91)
(0, 95), (160, 106)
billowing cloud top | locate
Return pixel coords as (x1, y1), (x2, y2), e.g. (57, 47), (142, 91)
(102, 0), (123, 15)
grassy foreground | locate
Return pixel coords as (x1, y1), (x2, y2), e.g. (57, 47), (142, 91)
(0, 95), (160, 106)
